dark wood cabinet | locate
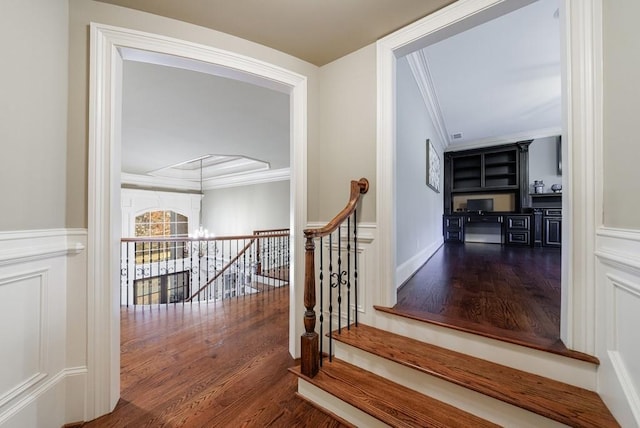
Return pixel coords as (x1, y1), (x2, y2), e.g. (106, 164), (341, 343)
(444, 141), (532, 214)
(441, 140), (563, 249)
(504, 215), (531, 246)
(543, 209), (562, 247)
(443, 215), (464, 243)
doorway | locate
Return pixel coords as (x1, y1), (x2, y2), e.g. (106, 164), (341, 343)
(377, 0), (600, 358)
(393, 0), (564, 351)
(88, 24), (308, 416)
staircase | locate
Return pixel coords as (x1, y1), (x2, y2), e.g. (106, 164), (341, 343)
(293, 179), (619, 427)
(290, 318), (619, 427)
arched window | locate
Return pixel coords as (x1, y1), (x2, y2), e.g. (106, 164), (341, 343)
(135, 210), (188, 238)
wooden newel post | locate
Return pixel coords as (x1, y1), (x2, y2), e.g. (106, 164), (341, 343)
(301, 235), (319, 377)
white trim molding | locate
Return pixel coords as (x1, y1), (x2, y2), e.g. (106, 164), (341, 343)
(405, 50), (450, 151)
(0, 229), (85, 267)
(89, 23), (308, 420)
(395, 240), (443, 288)
(444, 126), (563, 152)
(121, 167), (290, 191)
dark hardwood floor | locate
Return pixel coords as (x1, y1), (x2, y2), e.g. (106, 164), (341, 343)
(83, 287), (347, 428)
(393, 243), (568, 353)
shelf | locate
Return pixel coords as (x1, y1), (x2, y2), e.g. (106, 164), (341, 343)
(530, 192), (562, 197)
(454, 165), (482, 171)
(484, 160), (516, 167)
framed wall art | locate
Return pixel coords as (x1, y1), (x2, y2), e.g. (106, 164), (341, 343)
(426, 139), (440, 193)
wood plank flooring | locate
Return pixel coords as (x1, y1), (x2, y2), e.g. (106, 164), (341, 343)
(394, 243), (570, 354)
(83, 287), (346, 428)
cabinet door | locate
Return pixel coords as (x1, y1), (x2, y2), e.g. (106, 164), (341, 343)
(544, 217), (562, 247)
(505, 215), (531, 246)
(443, 216), (464, 243)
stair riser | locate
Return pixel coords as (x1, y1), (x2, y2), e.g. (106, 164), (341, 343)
(297, 379), (389, 428)
(334, 342), (569, 428)
(373, 311), (597, 390)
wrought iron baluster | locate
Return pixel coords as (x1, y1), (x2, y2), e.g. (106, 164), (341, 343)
(328, 233), (333, 361)
(319, 236), (324, 367)
(354, 207), (358, 327)
(347, 216), (351, 329)
(337, 226), (342, 333)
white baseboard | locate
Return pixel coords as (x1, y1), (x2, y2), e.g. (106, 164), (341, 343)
(395, 240), (443, 288)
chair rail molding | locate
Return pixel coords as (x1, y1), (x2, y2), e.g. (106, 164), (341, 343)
(89, 23), (308, 420)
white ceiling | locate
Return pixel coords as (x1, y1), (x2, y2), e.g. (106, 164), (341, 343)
(419, 0), (561, 148)
(94, 0), (455, 66)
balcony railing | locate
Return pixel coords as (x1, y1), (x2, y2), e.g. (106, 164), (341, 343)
(120, 229), (289, 307)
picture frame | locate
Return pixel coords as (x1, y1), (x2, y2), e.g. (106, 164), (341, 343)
(426, 139), (441, 193)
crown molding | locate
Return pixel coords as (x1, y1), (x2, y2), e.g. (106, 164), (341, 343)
(206, 167), (290, 189)
(121, 167), (290, 191)
(444, 126), (562, 152)
(406, 49), (451, 151)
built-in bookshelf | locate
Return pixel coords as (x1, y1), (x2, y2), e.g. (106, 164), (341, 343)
(444, 141), (531, 214)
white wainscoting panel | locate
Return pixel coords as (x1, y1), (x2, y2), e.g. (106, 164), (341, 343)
(0, 229), (87, 428)
(596, 227), (640, 427)
(0, 270), (47, 408)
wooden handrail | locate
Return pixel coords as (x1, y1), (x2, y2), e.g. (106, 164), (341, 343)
(303, 178), (369, 239)
(253, 228), (290, 235)
(300, 178), (369, 378)
(185, 238), (255, 302)
(121, 232), (289, 243)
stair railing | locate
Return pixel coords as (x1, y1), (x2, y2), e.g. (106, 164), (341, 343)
(120, 230), (289, 307)
(301, 178), (369, 378)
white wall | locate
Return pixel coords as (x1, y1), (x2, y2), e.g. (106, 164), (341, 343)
(395, 56), (445, 286)
(201, 181), (290, 235)
(120, 188), (201, 237)
(0, 0), (68, 230)
(528, 136), (562, 193)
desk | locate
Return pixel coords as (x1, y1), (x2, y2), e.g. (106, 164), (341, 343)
(443, 213), (532, 246)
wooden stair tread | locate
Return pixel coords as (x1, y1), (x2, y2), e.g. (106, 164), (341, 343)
(331, 324), (619, 428)
(375, 305), (600, 364)
(290, 359), (500, 428)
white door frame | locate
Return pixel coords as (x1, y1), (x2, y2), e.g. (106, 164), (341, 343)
(88, 23), (308, 418)
(376, 0), (602, 354)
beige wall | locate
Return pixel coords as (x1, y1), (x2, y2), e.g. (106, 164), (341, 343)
(316, 44), (377, 223)
(603, 0), (640, 230)
(0, 0), (68, 230)
(67, 0), (320, 228)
